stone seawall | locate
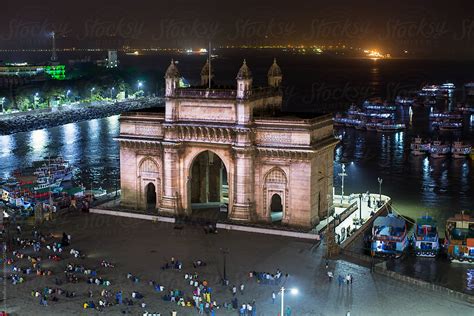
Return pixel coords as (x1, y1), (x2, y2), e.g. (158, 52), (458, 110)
(374, 263), (474, 304)
(0, 97), (164, 135)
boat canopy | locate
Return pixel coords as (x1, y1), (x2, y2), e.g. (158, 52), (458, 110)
(416, 216), (437, 227)
(373, 215), (405, 229)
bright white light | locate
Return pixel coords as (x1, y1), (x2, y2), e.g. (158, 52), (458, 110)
(290, 288), (299, 295)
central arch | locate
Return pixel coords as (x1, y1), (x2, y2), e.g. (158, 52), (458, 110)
(188, 150), (229, 220)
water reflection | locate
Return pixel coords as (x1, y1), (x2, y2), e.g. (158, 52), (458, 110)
(0, 117), (120, 192)
(29, 129), (49, 153)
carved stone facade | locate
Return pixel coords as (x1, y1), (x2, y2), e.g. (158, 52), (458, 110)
(117, 59), (338, 228)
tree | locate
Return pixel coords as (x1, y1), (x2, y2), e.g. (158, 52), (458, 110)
(16, 95), (32, 111)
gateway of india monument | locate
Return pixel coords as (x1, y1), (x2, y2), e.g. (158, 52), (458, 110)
(117, 58), (338, 228)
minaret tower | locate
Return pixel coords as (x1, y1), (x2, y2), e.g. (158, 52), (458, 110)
(267, 58), (282, 88)
(164, 59), (180, 97)
(236, 59), (252, 99)
(200, 58), (214, 87)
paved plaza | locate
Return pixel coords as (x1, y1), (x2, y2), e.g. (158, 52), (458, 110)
(1, 212), (473, 315)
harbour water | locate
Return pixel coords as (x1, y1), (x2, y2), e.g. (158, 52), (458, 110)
(1, 53), (473, 231)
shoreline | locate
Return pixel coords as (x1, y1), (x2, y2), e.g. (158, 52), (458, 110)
(0, 97), (164, 135)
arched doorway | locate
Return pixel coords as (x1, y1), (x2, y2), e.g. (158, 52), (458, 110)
(264, 167), (287, 223)
(189, 150), (228, 220)
(145, 183), (157, 210)
(270, 193), (283, 222)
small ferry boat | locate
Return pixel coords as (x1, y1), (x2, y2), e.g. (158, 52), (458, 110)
(445, 212), (474, 263)
(412, 215), (440, 257)
(429, 141), (450, 158)
(437, 121), (463, 131)
(429, 111), (463, 121)
(410, 137), (431, 155)
(371, 214), (408, 258)
(363, 99), (397, 112)
(376, 122), (406, 133)
(451, 141), (472, 159)
(395, 95), (416, 105)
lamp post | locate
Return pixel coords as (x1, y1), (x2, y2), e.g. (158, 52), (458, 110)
(110, 87), (115, 99)
(33, 93), (39, 109)
(1, 97), (5, 113)
(377, 177), (383, 205)
(280, 287), (298, 316)
(359, 193), (363, 224)
(338, 164), (347, 204)
(137, 81), (143, 96)
(220, 248), (229, 285)
(65, 90), (71, 104)
(90, 87), (95, 100)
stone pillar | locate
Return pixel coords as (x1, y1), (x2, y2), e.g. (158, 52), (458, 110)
(161, 143), (181, 215)
(230, 147), (255, 221)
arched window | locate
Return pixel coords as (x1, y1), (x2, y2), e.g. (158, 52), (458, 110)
(265, 168), (287, 184)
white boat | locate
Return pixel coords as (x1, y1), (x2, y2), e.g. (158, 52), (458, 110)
(376, 122), (406, 133)
(410, 137), (430, 156)
(34, 181), (61, 191)
(430, 141), (450, 158)
(437, 121), (463, 131)
(451, 141), (472, 159)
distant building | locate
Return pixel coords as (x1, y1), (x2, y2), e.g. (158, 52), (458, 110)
(0, 63), (65, 81)
(96, 50), (119, 68)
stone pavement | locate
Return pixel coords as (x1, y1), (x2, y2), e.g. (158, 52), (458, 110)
(1, 212), (473, 315)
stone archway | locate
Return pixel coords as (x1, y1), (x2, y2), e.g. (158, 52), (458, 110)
(264, 167), (288, 223)
(187, 150), (229, 219)
(138, 158), (160, 210)
(270, 193), (283, 222)
(145, 182), (157, 210)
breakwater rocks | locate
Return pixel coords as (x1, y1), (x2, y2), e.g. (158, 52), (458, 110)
(0, 98), (164, 135)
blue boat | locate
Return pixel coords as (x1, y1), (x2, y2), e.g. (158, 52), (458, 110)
(412, 215), (440, 257)
(371, 214), (408, 258)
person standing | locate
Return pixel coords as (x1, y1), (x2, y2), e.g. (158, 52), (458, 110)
(272, 291), (276, 304)
(232, 285), (237, 296)
(240, 283), (245, 295)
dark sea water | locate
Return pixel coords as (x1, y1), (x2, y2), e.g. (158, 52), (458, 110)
(1, 50), (474, 229)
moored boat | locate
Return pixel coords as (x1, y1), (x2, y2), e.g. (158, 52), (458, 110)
(410, 137), (431, 156)
(371, 214), (408, 258)
(445, 212), (474, 263)
(430, 141), (450, 158)
(376, 122), (406, 133)
(451, 141), (472, 159)
(412, 215), (440, 257)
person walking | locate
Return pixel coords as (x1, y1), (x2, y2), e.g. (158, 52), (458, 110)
(327, 271), (333, 281)
(346, 274), (350, 285)
(349, 274), (353, 284)
(272, 292), (276, 304)
(338, 274), (344, 286)
(232, 285), (237, 296)
(240, 283), (245, 295)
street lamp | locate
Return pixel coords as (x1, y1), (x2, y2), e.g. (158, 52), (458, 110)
(377, 177), (383, 205)
(65, 90), (71, 103)
(220, 248), (229, 285)
(280, 287), (298, 316)
(338, 164), (347, 204)
(359, 193), (363, 224)
(33, 93), (39, 109)
(90, 87), (95, 100)
(137, 81), (144, 96)
(1, 97), (5, 113)
(110, 87), (115, 99)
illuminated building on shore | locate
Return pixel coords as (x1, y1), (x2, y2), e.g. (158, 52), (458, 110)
(117, 59), (338, 228)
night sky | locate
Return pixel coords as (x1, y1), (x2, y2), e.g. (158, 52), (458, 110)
(2, 0), (474, 57)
